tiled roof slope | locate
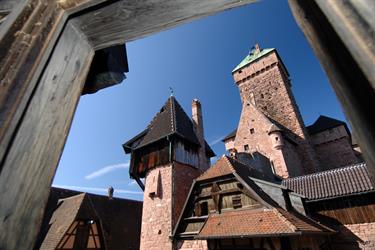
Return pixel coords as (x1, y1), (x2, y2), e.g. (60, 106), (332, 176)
(282, 162), (373, 200)
(36, 187), (143, 250)
(197, 208), (332, 239)
(136, 96), (200, 148)
(40, 194), (87, 250)
(123, 96), (215, 157)
(197, 155), (269, 182)
(306, 115), (349, 135)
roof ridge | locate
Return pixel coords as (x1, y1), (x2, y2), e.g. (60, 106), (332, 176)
(283, 162), (367, 182)
(58, 192), (86, 202)
(170, 97), (176, 133)
(223, 155), (236, 173)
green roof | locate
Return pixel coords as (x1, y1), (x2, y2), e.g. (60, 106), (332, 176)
(232, 48), (275, 73)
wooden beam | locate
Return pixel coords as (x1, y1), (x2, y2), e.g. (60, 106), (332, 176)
(82, 44), (128, 95)
(70, 0), (257, 50)
(288, 0), (375, 182)
(0, 22), (94, 249)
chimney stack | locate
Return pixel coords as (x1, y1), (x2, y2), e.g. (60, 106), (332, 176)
(192, 99), (208, 170)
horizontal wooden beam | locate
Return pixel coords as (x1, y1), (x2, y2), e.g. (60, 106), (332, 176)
(70, 0), (257, 50)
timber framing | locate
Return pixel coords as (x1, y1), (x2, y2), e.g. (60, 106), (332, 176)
(0, 0), (374, 249)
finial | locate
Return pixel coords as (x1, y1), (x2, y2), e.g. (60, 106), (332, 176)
(169, 87), (174, 97)
(250, 43), (261, 55)
(108, 186), (114, 200)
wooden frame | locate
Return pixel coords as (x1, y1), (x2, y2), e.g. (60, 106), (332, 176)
(0, 0), (374, 249)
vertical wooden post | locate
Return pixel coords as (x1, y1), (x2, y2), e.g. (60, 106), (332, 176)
(288, 0), (375, 181)
(0, 22), (94, 249)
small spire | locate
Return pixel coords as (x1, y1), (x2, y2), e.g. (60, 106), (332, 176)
(169, 87), (174, 97)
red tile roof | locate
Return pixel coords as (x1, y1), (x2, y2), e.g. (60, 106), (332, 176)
(197, 155), (271, 182)
(197, 208), (332, 239)
(36, 188), (143, 250)
(197, 156), (234, 181)
(40, 194), (86, 250)
(282, 163), (374, 200)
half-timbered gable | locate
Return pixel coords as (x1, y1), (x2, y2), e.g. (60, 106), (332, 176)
(36, 188), (143, 250)
(39, 193), (104, 250)
(173, 156), (333, 250)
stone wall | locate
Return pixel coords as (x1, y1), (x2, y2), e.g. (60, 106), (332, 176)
(140, 164), (173, 250)
(176, 239), (208, 250)
(140, 162), (201, 250)
(233, 101), (303, 178)
(310, 125), (359, 170)
(333, 223), (375, 249)
(172, 162), (201, 226)
(232, 50), (319, 174)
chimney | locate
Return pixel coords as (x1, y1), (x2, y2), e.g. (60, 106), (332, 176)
(192, 99), (208, 170)
(108, 186), (114, 200)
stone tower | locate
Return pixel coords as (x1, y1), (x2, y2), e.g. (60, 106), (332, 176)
(123, 97), (215, 250)
(230, 44), (319, 175)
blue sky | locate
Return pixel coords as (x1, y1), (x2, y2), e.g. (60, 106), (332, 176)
(53, 0), (347, 200)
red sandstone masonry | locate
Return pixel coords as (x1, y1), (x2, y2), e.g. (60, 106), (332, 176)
(233, 101), (302, 178)
(140, 162), (202, 250)
(310, 125), (359, 170)
(140, 164), (173, 250)
(336, 223), (375, 250)
(177, 239), (208, 250)
(233, 50), (319, 174)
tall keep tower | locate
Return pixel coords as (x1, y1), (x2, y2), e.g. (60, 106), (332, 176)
(231, 44), (319, 175)
(123, 97), (215, 250)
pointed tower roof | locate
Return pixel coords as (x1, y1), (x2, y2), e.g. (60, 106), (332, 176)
(124, 96), (201, 150)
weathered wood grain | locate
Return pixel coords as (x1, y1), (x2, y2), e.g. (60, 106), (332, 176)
(0, 22), (94, 250)
(0, 1), (67, 166)
(71, 0), (257, 50)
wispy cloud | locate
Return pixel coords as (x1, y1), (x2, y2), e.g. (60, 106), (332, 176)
(52, 184), (143, 195)
(209, 136), (224, 147)
(128, 180), (137, 186)
(85, 162), (130, 180)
